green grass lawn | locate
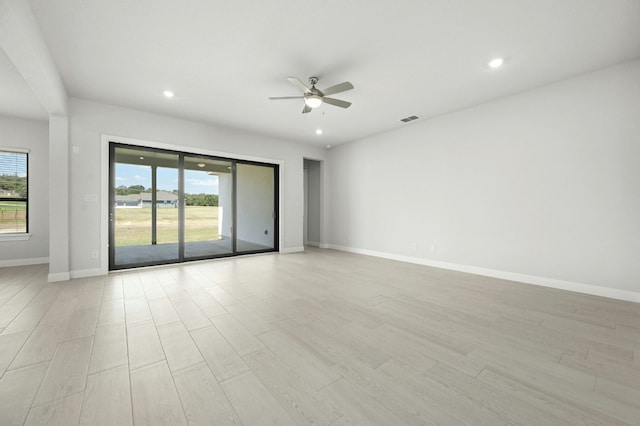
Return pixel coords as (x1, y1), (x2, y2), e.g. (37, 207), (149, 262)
(115, 206), (221, 246)
(0, 201), (27, 233)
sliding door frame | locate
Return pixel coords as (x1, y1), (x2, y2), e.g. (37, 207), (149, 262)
(108, 141), (279, 271)
(234, 159), (280, 256)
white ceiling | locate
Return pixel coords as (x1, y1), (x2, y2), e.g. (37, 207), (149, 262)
(7, 0), (640, 145)
(0, 46), (47, 120)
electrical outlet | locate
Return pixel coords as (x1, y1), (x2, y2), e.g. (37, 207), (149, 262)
(91, 251), (98, 259)
(430, 244), (437, 253)
(411, 242), (417, 250)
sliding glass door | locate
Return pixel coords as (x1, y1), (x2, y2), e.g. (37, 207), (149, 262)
(236, 163), (277, 253)
(183, 156), (234, 259)
(109, 143), (278, 270)
(111, 147), (180, 267)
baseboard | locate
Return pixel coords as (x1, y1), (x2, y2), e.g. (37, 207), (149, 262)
(280, 246), (305, 254)
(0, 257), (48, 268)
(306, 241), (321, 247)
(48, 271), (71, 282)
(319, 242), (330, 249)
(326, 244), (640, 303)
(70, 268), (104, 279)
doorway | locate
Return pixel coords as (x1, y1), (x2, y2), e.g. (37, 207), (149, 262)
(303, 159), (321, 247)
(109, 143), (278, 270)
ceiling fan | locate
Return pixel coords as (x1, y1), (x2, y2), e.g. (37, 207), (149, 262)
(269, 76), (354, 114)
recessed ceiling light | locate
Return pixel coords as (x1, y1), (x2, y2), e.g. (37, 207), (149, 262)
(163, 90), (174, 98)
(139, 156), (144, 160)
(488, 57), (504, 69)
(315, 129), (323, 135)
(197, 163), (205, 168)
(326, 144), (332, 149)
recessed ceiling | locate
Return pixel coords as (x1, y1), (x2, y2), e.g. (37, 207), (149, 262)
(18, 0), (640, 145)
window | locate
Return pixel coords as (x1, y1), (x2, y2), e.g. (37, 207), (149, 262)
(0, 149), (28, 234)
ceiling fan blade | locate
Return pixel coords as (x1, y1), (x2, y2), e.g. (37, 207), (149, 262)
(302, 104), (312, 114)
(287, 77), (311, 94)
(322, 97), (351, 108)
(321, 81), (354, 96)
(269, 96), (304, 100)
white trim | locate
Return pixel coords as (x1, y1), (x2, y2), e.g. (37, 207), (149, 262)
(100, 137), (109, 276)
(305, 240), (321, 247)
(326, 244), (640, 304)
(0, 146), (30, 153)
(48, 271), (70, 282)
(0, 233), (31, 242)
(318, 242), (330, 249)
(280, 246), (304, 254)
(70, 268), (103, 279)
(0, 256), (47, 267)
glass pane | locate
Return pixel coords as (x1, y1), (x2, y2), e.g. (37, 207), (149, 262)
(0, 151), (27, 197)
(183, 156), (233, 258)
(0, 151), (28, 234)
(156, 166), (179, 246)
(113, 147), (179, 266)
(0, 200), (26, 233)
(236, 163), (275, 252)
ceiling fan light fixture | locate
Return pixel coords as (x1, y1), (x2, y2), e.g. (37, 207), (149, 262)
(305, 95), (322, 109)
(488, 57), (504, 69)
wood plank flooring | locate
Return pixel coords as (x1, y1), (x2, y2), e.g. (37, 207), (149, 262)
(0, 248), (639, 425)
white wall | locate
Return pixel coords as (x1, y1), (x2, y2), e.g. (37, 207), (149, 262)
(327, 60), (640, 300)
(67, 98), (325, 275)
(0, 114), (49, 265)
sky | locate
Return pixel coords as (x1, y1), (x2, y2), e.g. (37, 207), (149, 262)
(0, 152), (28, 178)
(115, 164), (219, 194)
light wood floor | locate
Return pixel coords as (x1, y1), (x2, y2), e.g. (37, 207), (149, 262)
(0, 248), (639, 425)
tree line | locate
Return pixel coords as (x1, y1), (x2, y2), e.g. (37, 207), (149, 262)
(115, 185), (218, 206)
(184, 193), (218, 206)
(115, 185), (146, 195)
(0, 175), (27, 198)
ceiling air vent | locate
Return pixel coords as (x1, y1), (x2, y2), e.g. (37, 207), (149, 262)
(400, 115), (419, 123)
